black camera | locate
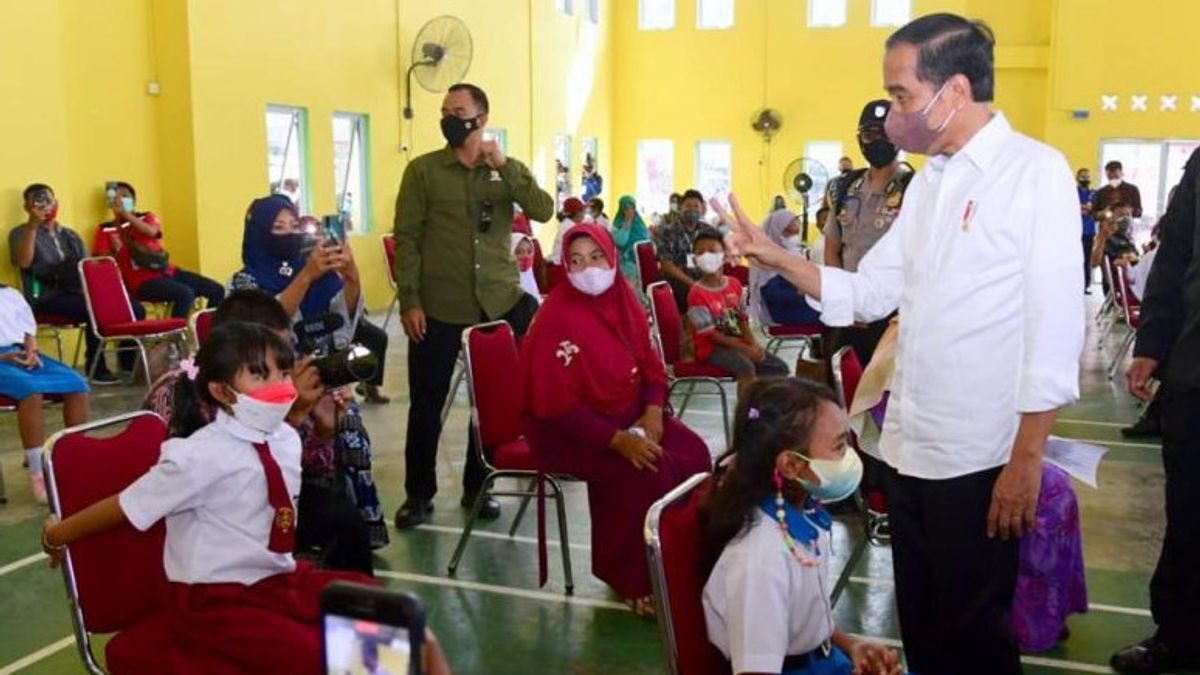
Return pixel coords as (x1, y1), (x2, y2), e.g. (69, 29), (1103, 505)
(293, 314), (378, 389)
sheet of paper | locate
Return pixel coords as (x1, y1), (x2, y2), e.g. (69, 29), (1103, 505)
(1044, 436), (1109, 488)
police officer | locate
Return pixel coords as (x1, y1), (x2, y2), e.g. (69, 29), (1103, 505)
(823, 99), (913, 363)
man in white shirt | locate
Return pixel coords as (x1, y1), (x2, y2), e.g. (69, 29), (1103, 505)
(720, 13), (1084, 675)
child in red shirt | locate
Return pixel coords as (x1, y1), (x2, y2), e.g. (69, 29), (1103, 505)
(685, 229), (789, 397)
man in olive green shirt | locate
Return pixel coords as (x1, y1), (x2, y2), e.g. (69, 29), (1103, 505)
(393, 83), (554, 529)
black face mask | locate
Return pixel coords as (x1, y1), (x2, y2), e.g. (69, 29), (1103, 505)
(440, 115), (481, 148)
(268, 233), (304, 260)
(1078, 178), (1090, 188)
(860, 138), (898, 169)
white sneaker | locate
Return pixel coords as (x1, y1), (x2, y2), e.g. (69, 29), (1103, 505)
(28, 472), (48, 505)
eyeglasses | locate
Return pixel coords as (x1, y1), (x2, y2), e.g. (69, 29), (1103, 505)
(479, 200), (494, 233)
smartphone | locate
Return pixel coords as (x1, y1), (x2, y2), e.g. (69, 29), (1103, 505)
(105, 181), (118, 202)
(322, 214), (346, 247)
(320, 581), (424, 675)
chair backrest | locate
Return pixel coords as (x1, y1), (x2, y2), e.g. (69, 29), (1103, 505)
(191, 308), (216, 348)
(546, 262), (567, 291)
(463, 321), (523, 453)
(636, 241), (662, 291)
(722, 262), (749, 287)
(381, 234), (398, 289)
(44, 412), (170, 670)
(648, 281), (683, 367)
(831, 345), (863, 409)
(78, 256), (136, 332)
(645, 472), (731, 675)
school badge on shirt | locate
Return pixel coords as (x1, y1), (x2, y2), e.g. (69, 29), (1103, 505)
(556, 340), (580, 367)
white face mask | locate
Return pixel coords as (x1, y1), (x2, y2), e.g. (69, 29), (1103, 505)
(230, 392), (296, 434)
(782, 235), (802, 252)
(568, 266), (617, 296)
(695, 251), (725, 275)
(1109, 178), (1123, 189)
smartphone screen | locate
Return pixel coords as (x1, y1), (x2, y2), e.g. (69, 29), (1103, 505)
(322, 215), (346, 247)
(321, 582), (423, 675)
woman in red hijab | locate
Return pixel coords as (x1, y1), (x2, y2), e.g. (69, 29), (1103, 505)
(521, 222), (711, 618)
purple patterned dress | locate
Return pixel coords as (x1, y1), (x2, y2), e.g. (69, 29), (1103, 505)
(1011, 464), (1089, 652)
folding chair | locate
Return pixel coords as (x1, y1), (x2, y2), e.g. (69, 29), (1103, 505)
(1108, 264), (1142, 380)
(647, 281), (733, 446)
(829, 345), (890, 607)
(78, 257), (189, 389)
(189, 307), (216, 351)
(17, 273), (87, 368)
(381, 234), (401, 331)
(721, 262), (749, 287)
(635, 240), (662, 291)
(1094, 255), (1117, 336)
(446, 321), (575, 594)
(644, 472), (730, 675)
(43, 411), (174, 674)
(763, 323), (824, 358)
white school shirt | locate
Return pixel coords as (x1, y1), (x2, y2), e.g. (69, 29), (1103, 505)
(816, 113), (1084, 480)
(703, 509), (835, 674)
(119, 411), (302, 585)
(0, 287), (36, 346)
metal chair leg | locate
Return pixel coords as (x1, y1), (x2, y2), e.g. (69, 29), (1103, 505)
(548, 476), (574, 595)
(831, 537), (868, 608)
(441, 359), (466, 427)
(0, 456), (7, 504)
(509, 478), (535, 537)
(1108, 331), (1136, 380)
(70, 327), (83, 369)
(715, 381), (731, 447)
(136, 341), (152, 391)
(383, 298), (400, 332)
(448, 473), (499, 576)
(677, 380), (696, 416)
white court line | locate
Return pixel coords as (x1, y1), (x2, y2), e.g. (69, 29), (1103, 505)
(0, 636), (74, 675)
(1088, 603), (1152, 618)
(377, 572), (1116, 674)
(0, 553), (46, 578)
(1060, 437), (1161, 450)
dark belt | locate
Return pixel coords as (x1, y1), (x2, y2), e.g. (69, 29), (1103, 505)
(781, 641), (834, 669)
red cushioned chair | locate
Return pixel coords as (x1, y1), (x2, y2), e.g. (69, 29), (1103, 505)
(16, 272), (87, 368)
(763, 322), (825, 358)
(189, 308), (216, 351)
(43, 411), (174, 674)
(1108, 264), (1142, 380)
(829, 345), (890, 607)
(647, 281), (733, 446)
(446, 320), (575, 594)
(78, 257), (189, 389)
(635, 240), (662, 291)
(721, 262), (749, 287)
(644, 472), (730, 675)
(1094, 255), (1120, 347)
(545, 261), (568, 291)
(381, 234), (400, 331)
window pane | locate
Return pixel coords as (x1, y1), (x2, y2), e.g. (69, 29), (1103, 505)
(639, 0), (674, 30)
(333, 113), (369, 233)
(1100, 141), (1162, 221)
(637, 140), (674, 215)
(804, 141), (844, 218)
(696, 141), (732, 203)
(266, 106), (308, 213)
(808, 0), (846, 27)
(557, 0), (573, 14)
(483, 128), (507, 154)
(587, 0), (599, 23)
(871, 0), (911, 27)
(1163, 140), (1199, 207)
(697, 0), (734, 29)
(555, 134), (573, 208)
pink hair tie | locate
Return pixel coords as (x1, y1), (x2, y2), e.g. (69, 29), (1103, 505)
(179, 358), (199, 381)
(747, 407), (760, 420)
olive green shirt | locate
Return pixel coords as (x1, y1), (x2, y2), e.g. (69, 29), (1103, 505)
(393, 147), (554, 325)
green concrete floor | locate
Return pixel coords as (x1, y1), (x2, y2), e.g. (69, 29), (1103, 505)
(0, 296), (1195, 674)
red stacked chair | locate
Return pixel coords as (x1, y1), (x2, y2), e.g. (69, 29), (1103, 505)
(43, 411), (174, 674)
(446, 321), (575, 594)
(189, 308), (216, 351)
(644, 472), (730, 675)
(647, 281), (733, 445)
(636, 240), (662, 291)
(78, 257), (189, 389)
(1108, 264), (1142, 380)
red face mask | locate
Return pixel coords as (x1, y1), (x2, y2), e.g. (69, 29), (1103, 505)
(246, 380), (298, 404)
(44, 202), (59, 223)
(517, 255), (534, 272)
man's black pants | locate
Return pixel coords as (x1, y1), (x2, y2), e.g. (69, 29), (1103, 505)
(1150, 383), (1200, 655)
(403, 294), (539, 502)
(883, 464), (1022, 675)
(1082, 235), (1095, 289)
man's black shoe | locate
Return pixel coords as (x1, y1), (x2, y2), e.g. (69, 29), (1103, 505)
(394, 499), (434, 529)
(91, 367), (120, 385)
(461, 491), (501, 520)
(1121, 415), (1162, 438)
(1111, 637), (1200, 675)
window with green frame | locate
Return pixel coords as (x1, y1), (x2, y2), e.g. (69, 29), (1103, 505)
(266, 105), (311, 213)
(333, 112), (371, 233)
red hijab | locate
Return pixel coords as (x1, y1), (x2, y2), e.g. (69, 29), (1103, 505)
(521, 223), (665, 419)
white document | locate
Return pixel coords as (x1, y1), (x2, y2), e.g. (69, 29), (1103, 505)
(1043, 436), (1109, 489)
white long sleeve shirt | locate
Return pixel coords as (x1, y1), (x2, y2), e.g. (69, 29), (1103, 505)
(817, 113), (1084, 480)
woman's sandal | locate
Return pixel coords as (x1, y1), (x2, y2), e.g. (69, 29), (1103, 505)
(624, 595), (657, 621)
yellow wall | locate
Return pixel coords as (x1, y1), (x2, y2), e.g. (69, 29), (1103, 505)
(5, 0), (1199, 312)
(0, 0), (612, 312)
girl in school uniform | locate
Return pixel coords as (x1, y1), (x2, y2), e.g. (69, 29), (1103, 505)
(0, 284), (89, 504)
(701, 378), (901, 675)
(41, 322), (371, 674)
